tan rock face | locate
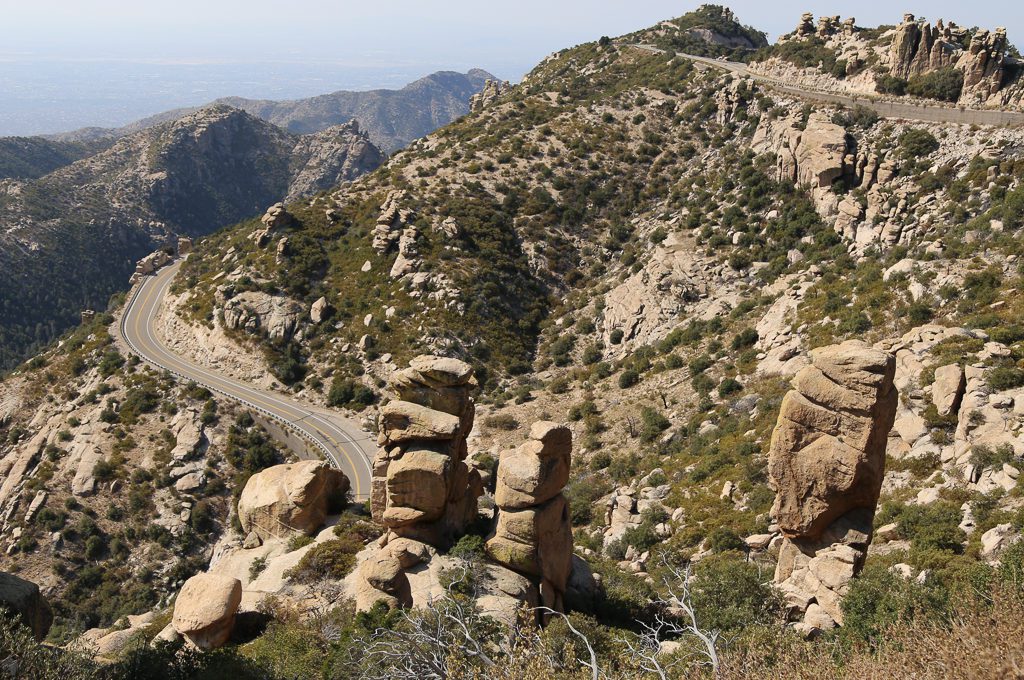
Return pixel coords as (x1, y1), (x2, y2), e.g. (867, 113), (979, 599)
(0, 572), (52, 641)
(238, 460), (349, 544)
(486, 422), (574, 611)
(370, 355), (480, 544)
(932, 364), (966, 417)
(769, 341), (898, 539)
(171, 573), (242, 650)
(768, 341), (898, 631)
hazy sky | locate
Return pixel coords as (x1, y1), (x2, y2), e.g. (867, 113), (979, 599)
(4, 1), (1022, 76)
(1, 1), (1022, 135)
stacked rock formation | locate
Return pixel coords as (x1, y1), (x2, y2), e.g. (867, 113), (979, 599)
(238, 460), (349, 546)
(486, 422), (574, 612)
(371, 356), (481, 543)
(767, 340), (897, 635)
(888, 14), (1009, 104)
(355, 356), (482, 607)
(171, 573), (242, 650)
(959, 27), (1009, 101)
(372, 191), (416, 254)
(251, 202), (296, 248)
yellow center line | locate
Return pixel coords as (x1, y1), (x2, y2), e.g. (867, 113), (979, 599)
(128, 266), (366, 498)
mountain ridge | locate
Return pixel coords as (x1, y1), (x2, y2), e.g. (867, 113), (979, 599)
(46, 68), (496, 154)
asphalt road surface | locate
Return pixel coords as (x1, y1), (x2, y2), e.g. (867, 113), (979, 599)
(119, 261), (374, 500)
(633, 45), (1024, 127)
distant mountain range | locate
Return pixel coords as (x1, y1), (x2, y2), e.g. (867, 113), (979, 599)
(49, 69), (495, 154)
(0, 68), (494, 370)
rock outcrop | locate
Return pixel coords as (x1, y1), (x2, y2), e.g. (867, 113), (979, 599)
(238, 460), (349, 545)
(370, 356), (481, 545)
(220, 290), (305, 341)
(486, 422), (574, 612)
(469, 79), (511, 112)
(172, 573), (242, 650)
(0, 572), (53, 641)
(768, 341), (898, 634)
(350, 358), (588, 623)
(251, 203), (296, 247)
(752, 113), (850, 215)
(887, 14), (1013, 105)
(372, 191), (416, 255)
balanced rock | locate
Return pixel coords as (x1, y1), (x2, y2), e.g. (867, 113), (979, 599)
(238, 460), (349, 544)
(769, 341), (898, 539)
(171, 573), (242, 650)
(487, 422), (574, 612)
(370, 355), (480, 544)
(768, 341), (898, 630)
(0, 572), (53, 641)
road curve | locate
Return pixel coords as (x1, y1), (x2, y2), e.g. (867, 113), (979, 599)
(119, 260), (373, 501)
(633, 45), (1024, 128)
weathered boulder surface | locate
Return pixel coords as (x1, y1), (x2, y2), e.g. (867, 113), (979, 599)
(487, 422), (574, 612)
(932, 363), (966, 417)
(369, 355), (480, 546)
(768, 341), (898, 633)
(238, 460), (349, 544)
(0, 572), (53, 641)
(221, 290), (305, 341)
(769, 341), (898, 539)
(171, 573), (242, 650)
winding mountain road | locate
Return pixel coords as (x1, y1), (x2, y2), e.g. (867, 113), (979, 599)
(634, 45), (1024, 127)
(119, 261), (373, 500)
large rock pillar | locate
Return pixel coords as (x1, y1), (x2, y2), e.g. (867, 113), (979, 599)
(767, 340), (897, 634)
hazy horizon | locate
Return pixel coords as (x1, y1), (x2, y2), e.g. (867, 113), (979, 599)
(2, 0), (1022, 136)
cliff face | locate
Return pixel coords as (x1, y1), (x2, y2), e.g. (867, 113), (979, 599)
(888, 14), (1011, 104)
(0, 107), (385, 371)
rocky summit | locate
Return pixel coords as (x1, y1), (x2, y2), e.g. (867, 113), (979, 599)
(3, 4), (1024, 679)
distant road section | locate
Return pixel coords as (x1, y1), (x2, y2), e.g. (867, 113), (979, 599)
(633, 45), (1024, 127)
(120, 261), (373, 500)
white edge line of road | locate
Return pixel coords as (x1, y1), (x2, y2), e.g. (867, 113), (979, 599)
(119, 262), (373, 499)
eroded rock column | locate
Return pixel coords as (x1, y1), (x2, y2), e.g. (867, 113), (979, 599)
(767, 340), (897, 634)
(486, 421), (573, 613)
(356, 356), (483, 608)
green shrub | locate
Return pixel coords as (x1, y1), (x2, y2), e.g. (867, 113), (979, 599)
(483, 413), (519, 430)
(284, 536), (361, 583)
(450, 534), (485, 560)
(907, 67), (964, 102)
(970, 443), (1017, 470)
(326, 376), (376, 410)
(690, 553), (781, 632)
(988, 366), (1024, 391)
(706, 526), (745, 553)
(899, 128), (940, 159)
(688, 354), (713, 374)
(618, 369), (640, 389)
(876, 74), (908, 95)
(718, 377), (743, 397)
(841, 563), (947, 642)
(639, 407), (671, 442)
(730, 328), (758, 350)
(286, 534), (315, 552)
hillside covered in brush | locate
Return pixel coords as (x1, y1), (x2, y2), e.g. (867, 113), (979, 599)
(3, 4), (1024, 678)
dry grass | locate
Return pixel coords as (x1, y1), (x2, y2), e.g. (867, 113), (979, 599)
(718, 593), (1024, 680)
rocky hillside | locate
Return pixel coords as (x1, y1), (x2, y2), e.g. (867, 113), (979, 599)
(0, 137), (110, 181)
(754, 11), (1024, 108)
(55, 69), (496, 154)
(3, 5), (1024, 678)
(0, 107), (384, 372)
